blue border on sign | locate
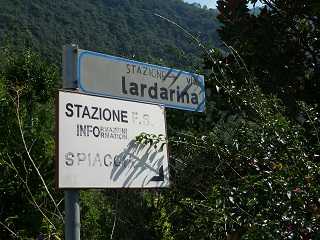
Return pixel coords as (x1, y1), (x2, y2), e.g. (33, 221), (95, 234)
(77, 50), (205, 112)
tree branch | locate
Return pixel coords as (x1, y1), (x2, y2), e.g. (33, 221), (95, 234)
(13, 88), (64, 222)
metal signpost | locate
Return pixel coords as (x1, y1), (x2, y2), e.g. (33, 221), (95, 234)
(61, 45), (80, 240)
(58, 45), (205, 240)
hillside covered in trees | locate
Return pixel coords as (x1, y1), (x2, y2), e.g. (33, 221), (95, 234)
(0, 0), (220, 68)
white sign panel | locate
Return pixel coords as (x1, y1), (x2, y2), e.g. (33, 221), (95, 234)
(77, 49), (205, 112)
(57, 91), (169, 188)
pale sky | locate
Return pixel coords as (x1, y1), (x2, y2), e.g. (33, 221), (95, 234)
(183, 0), (263, 9)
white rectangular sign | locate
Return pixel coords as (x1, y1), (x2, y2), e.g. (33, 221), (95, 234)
(57, 90), (169, 188)
(77, 49), (205, 112)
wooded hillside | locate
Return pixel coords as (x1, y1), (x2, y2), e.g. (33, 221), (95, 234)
(0, 0), (220, 68)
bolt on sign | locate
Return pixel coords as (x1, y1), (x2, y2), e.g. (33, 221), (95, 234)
(77, 49), (205, 112)
(56, 90), (169, 188)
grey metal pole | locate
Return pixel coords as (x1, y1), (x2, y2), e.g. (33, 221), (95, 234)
(65, 190), (80, 240)
(62, 44), (78, 89)
(62, 44), (80, 240)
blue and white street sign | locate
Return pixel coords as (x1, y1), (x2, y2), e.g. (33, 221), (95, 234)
(77, 49), (205, 112)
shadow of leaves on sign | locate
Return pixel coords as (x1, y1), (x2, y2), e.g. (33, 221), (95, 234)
(110, 139), (168, 187)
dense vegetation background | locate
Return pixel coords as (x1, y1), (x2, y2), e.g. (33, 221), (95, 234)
(0, 0), (220, 68)
(0, 0), (319, 239)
